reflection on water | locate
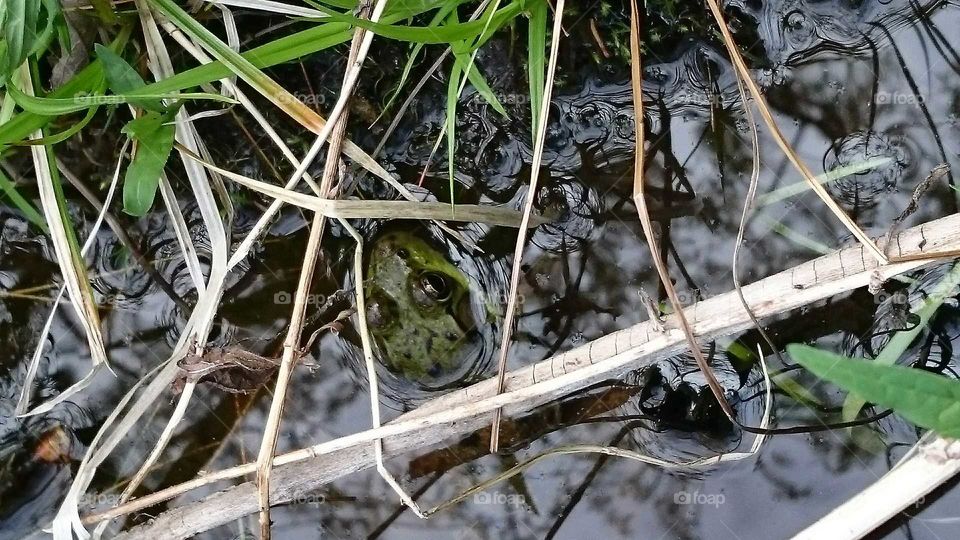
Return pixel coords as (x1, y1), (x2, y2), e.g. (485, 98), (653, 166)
(1, 0), (960, 538)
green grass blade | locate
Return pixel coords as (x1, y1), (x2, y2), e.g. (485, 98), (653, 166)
(527, 0), (547, 132)
(446, 55), (462, 208)
(376, 1), (460, 119)
(3, 0), (38, 73)
(454, 52), (506, 117)
(0, 166), (46, 230)
(308, 1), (524, 44)
(147, 0), (328, 132)
(756, 157), (893, 206)
(6, 83), (235, 115)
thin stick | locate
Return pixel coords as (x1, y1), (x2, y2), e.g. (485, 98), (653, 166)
(253, 4), (382, 535)
(339, 217), (425, 517)
(703, 0), (888, 263)
(489, 0), (566, 453)
(628, 1), (739, 424)
(728, 37), (784, 366)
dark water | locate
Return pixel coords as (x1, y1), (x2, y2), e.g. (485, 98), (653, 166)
(2, 0), (960, 538)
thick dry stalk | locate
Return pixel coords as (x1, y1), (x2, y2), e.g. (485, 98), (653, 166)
(794, 435), (960, 539)
(102, 212), (960, 540)
(252, 210), (325, 539)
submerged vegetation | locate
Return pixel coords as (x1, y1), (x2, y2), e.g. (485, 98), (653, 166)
(0, 0), (959, 538)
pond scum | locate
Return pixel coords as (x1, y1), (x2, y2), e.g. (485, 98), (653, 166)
(0, 0), (960, 538)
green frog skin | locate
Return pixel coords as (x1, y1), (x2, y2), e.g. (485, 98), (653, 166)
(364, 231), (475, 381)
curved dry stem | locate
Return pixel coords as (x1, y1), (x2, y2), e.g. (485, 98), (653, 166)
(628, 1), (739, 424)
(339, 217), (426, 517)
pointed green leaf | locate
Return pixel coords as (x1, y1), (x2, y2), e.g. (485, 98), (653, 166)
(453, 52), (507, 117)
(788, 344), (960, 438)
(95, 43), (165, 111)
(842, 262), (960, 421)
(95, 43), (145, 92)
(527, 0), (547, 133)
(122, 112), (175, 216)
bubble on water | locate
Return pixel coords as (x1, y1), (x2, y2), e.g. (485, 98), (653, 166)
(823, 130), (906, 209)
(531, 177), (605, 253)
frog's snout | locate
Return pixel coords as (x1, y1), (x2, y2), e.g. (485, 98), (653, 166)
(366, 295), (398, 329)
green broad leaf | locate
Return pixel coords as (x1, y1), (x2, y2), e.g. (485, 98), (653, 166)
(6, 82), (235, 115)
(121, 111), (176, 216)
(95, 43), (145, 92)
(842, 262), (960, 421)
(788, 343), (960, 438)
(95, 43), (164, 111)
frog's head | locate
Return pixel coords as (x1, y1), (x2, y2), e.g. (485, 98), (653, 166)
(364, 231), (476, 383)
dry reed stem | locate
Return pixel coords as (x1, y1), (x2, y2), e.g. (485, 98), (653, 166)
(489, 0), (566, 453)
(703, 0), (887, 263)
(628, 1), (740, 424)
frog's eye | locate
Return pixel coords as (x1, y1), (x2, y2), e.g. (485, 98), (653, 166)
(396, 248), (409, 259)
(419, 272), (452, 302)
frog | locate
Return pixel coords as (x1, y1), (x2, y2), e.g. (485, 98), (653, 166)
(364, 231), (476, 382)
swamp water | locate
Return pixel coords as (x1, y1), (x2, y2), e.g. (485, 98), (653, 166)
(2, 0), (960, 538)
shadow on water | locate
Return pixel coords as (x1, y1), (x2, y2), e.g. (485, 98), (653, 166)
(2, 0), (960, 538)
